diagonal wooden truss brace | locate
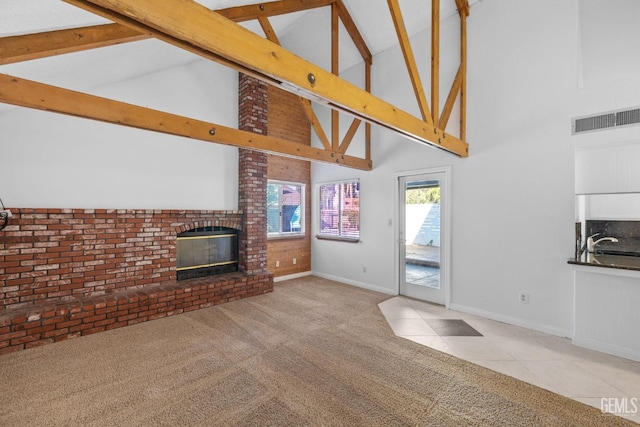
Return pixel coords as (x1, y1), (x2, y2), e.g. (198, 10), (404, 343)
(387, 0), (433, 124)
(0, 0), (469, 167)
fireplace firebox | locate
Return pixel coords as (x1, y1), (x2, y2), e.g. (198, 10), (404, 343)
(176, 226), (239, 280)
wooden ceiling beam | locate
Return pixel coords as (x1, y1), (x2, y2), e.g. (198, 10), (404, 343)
(0, 0), (368, 157)
(0, 74), (371, 170)
(217, 0), (335, 22)
(0, 23), (146, 66)
(0, 0), (335, 66)
(63, 0), (467, 157)
(2, 0), (469, 160)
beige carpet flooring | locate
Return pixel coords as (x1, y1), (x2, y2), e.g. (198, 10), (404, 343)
(0, 276), (635, 426)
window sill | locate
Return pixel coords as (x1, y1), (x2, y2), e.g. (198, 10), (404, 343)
(315, 235), (360, 243)
(268, 234), (306, 241)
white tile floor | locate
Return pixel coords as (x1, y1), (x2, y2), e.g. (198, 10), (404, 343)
(379, 296), (640, 423)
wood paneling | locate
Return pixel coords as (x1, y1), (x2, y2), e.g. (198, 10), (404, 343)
(267, 86), (312, 278)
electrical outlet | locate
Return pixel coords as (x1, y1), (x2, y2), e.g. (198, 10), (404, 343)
(519, 292), (530, 304)
(0, 209), (13, 218)
(362, 266), (367, 273)
(292, 258), (296, 265)
(275, 261), (280, 267)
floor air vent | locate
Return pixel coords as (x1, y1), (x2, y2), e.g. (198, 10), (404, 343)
(572, 107), (640, 135)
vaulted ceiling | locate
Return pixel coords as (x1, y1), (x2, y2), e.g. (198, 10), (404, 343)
(0, 0), (475, 169)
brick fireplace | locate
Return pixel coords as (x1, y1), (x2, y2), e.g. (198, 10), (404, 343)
(0, 209), (249, 309)
(0, 73), (274, 354)
(0, 208), (273, 353)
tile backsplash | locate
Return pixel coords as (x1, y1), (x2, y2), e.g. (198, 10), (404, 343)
(586, 220), (640, 254)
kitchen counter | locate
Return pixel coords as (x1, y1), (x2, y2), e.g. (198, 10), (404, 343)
(569, 251), (640, 272)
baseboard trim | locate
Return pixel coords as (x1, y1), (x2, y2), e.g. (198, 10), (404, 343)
(572, 336), (640, 363)
(274, 271), (313, 283)
(311, 272), (395, 295)
(448, 303), (572, 339)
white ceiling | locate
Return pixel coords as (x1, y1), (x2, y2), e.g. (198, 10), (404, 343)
(0, 0), (478, 110)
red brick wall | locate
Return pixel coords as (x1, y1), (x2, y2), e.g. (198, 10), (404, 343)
(0, 208), (244, 310)
(238, 73), (268, 275)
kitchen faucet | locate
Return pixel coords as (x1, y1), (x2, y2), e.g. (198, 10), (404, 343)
(586, 233), (619, 253)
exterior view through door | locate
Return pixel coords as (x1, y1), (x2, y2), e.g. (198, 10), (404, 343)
(399, 171), (448, 306)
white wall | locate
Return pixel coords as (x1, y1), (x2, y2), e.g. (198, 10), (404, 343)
(312, 0), (596, 337)
(573, 0), (640, 138)
(1, 59), (239, 210)
(579, 0), (640, 88)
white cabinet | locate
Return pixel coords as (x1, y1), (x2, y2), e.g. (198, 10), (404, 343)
(631, 145), (640, 192)
(576, 142), (640, 194)
(573, 267), (640, 362)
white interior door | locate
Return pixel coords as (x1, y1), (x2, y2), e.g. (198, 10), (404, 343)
(399, 171), (448, 305)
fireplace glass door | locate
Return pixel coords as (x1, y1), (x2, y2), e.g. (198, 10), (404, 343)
(176, 227), (238, 280)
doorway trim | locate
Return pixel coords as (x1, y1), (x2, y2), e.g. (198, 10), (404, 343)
(393, 166), (452, 308)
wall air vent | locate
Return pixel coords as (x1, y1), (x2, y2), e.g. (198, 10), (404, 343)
(572, 107), (640, 135)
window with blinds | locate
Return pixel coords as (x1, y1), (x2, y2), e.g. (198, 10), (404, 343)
(267, 180), (305, 237)
(318, 180), (360, 241)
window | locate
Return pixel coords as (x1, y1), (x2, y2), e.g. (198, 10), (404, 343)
(318, 180), (360, 241)
(267, 180), (305, 237)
